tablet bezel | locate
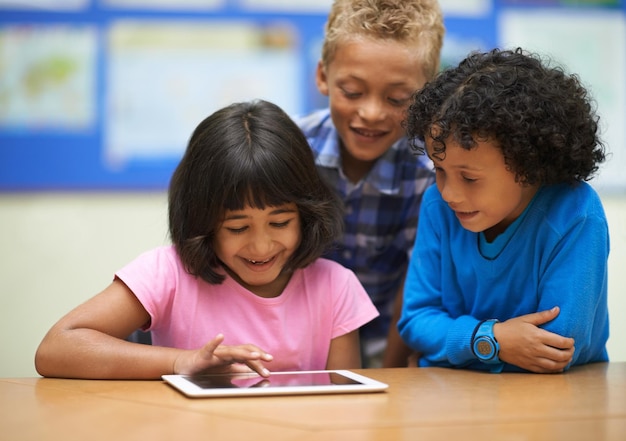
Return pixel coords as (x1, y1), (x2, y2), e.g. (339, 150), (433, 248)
(162, 369), (388, 398)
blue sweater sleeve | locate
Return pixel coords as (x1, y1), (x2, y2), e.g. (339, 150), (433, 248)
(398, 186), (479, 366)
(527, 186), (610, 367)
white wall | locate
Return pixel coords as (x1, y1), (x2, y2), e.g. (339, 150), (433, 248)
(0, 192), (624, 377)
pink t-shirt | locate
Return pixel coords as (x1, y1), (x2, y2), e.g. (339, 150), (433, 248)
(115, 246), (379, 371)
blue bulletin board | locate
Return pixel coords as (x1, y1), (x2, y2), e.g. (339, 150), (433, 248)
(1, 0), (625, 191)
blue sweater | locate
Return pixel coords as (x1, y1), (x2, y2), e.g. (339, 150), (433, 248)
(398, 183), (610, 371)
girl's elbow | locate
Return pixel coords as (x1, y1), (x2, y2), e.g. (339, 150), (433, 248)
(34, 344), (54, 377)
(34, 336), (65, 378)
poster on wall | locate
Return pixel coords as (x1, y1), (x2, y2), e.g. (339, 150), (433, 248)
(104, 20), (302, 170)
(0, 24), (96, 131)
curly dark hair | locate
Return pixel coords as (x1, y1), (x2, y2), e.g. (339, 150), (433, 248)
(405, 47), (606, 185)
(168, 99), (344, 284)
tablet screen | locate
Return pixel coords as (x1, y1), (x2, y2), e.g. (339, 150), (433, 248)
(186, 371), (360, 389)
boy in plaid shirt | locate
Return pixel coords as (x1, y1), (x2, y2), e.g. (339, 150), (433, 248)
(294, 0), (444, 367)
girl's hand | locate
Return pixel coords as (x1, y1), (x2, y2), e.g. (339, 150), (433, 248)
(172, 334), (273, 377)
(495, 307), (575, 374)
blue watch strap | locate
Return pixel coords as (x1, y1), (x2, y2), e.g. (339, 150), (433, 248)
(472, 319), (504, 373)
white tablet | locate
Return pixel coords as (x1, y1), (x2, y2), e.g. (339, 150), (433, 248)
(162, 369), (388, 398)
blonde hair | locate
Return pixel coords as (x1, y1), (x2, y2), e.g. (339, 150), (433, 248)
(321, 0), (445, 80)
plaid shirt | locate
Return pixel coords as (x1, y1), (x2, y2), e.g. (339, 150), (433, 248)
(295, 109), (435, 340)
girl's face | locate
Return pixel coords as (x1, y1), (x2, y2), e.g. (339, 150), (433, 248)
(427, 137), (539, 242)
(214, 202), (302, 298)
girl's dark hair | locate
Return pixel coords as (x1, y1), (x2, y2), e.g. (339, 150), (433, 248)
(168, 99), (343, 284)
(405, 47), (606, 185)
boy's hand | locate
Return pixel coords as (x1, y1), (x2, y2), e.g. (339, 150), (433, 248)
(494, 307), (575, 373)
(173, 334), (273, 377)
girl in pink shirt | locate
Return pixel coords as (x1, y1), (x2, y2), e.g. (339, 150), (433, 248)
(35, 100), (378, 379)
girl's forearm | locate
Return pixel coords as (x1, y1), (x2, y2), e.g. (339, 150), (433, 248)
(35, 328), (180, 379)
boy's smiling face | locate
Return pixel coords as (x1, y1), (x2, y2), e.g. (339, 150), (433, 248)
(427, 136), (539, 242)
(316, 37), (427, 181)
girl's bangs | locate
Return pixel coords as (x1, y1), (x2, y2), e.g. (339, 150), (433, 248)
(221, 172), (296, 212)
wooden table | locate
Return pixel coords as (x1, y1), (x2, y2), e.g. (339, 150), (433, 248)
(3, 363), (625, 441)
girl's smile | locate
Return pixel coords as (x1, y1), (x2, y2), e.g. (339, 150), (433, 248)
(214, 203), (302, 298)
(242, 255), (278, 272)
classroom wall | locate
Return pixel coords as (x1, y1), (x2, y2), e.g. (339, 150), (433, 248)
(1, 1), (624, 378)
(0, 191), (624, 377)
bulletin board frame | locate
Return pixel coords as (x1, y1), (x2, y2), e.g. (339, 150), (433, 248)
(0, 0), (624, 192)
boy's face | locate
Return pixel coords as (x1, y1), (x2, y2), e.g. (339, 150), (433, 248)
(317, 38), (427, 172)
(427, 136), (539, 242)
(214, 203), (301, 298)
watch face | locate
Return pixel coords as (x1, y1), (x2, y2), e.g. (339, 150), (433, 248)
(476, 340), (494, 356)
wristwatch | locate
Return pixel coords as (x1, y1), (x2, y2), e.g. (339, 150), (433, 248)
(472, 319), (504, 372)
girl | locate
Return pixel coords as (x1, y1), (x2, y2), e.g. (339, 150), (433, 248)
(35, 99), (379, 379)
(398, 48), (609, 373)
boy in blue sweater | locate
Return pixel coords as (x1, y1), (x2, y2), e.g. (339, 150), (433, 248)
(398, 48), (610, 373)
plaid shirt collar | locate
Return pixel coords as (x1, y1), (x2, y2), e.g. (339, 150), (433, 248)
(315, 124), (407, 195)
